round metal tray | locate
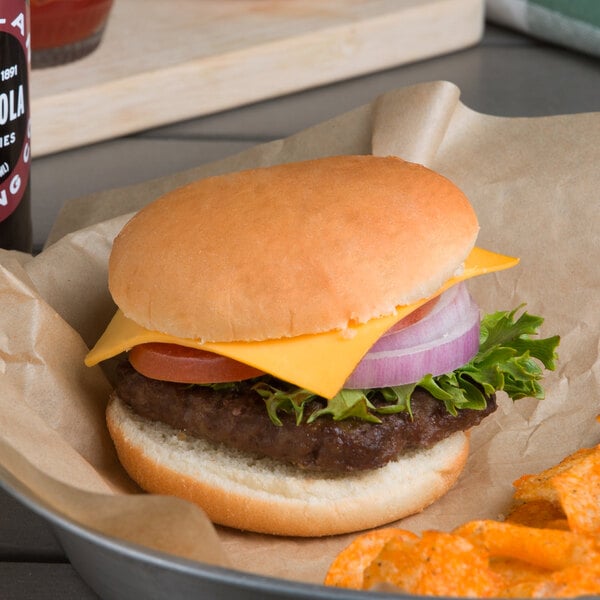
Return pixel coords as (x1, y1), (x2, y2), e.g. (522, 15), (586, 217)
(1, 471), (418, 600)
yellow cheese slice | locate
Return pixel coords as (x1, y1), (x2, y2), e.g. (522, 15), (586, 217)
(86, 247), (518, 398)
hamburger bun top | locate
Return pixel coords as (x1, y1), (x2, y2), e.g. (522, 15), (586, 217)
(108, 155), (478, 342)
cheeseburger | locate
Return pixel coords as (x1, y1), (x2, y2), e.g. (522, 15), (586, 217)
(86, 156), (558, 537)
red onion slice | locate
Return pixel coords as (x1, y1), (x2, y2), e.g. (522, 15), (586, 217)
(373, 283), (475, 351)
(344, 283), (480, 389)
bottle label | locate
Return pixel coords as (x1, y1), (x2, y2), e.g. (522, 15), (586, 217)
(0, 2), (30, 223)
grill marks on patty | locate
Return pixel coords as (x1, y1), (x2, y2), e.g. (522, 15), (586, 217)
(114, 361), (497, 473)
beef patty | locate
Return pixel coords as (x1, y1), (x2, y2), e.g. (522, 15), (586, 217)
(113, 361), (496, 473)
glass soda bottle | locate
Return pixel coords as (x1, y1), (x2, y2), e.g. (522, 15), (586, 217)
(0, 0), (32, 252)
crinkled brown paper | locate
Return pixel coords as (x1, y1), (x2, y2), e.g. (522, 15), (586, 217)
(1, 80), (599, 584)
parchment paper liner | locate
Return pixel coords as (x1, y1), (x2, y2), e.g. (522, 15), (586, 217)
(1, 81), (599, 584)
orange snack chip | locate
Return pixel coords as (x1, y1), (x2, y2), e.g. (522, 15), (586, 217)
(487, 557), (549, 599)
(552, 448), (600, 534)
(530, 562), (600, 598)
(324, 528), (414, 589)
(506, 498), (566, 529)
(362, 530), (503, 597)
(325, 438), (600, 598)
(453, 519), (596, 572)
(512, 448), (595, 506)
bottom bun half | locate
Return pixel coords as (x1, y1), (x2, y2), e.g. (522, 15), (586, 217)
(106, 393), (470, 537)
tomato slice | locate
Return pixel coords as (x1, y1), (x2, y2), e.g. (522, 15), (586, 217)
(128, 343), (266, 384)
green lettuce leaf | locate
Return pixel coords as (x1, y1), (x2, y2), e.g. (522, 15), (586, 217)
(249, 306), (559, 426)
(252, 381), (316, 426)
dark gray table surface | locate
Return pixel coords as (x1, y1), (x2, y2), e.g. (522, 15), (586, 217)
(2, 21), (599, 600)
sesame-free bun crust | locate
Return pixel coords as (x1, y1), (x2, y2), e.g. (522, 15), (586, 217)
(109, 156), (479, 342)
(107, 394), (470, 537)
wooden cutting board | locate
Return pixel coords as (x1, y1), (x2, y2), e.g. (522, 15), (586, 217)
(30, 0), (483, 157)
